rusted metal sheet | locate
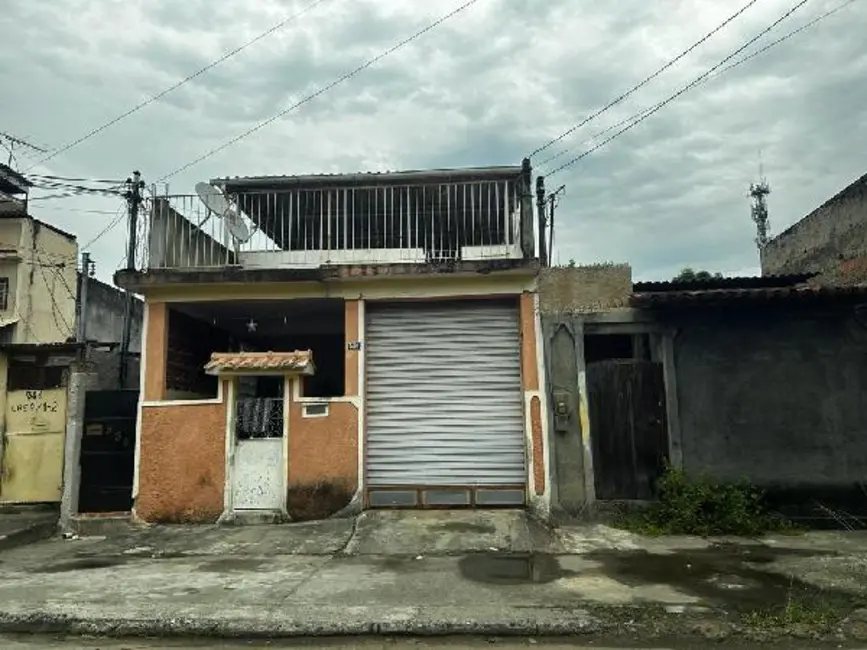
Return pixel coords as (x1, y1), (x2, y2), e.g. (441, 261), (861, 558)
(0, 388), (67, 503)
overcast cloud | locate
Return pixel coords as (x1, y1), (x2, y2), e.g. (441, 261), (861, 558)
(2, 0), (865, 281)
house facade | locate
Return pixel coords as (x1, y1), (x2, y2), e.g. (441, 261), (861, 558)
(0, 163), (79, 505)
(114, 161), (552, 523)
(541, 267), (867, 523)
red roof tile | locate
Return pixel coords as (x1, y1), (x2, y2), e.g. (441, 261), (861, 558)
(204, 350), (314, 375)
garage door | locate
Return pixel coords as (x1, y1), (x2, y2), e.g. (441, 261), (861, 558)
(365, 300), (526, 507)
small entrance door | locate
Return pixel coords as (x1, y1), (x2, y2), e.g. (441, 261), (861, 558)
(79, 390), (138, 512)
(586, 359), (668, 500)
(232, 395), (284, 510)
(1, 388), (67, 503)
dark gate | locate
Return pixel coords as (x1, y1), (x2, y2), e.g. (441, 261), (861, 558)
(586, 360), (668, 500)
(78, 390), (139, 513)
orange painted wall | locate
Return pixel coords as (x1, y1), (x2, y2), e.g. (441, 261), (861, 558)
(530, 396), (545, 495)
(285, 299), (360, 509)
(520, 292), (546, 496)
(345, 300), (360, 397)
(143, 301), (168, 401)
(136, 396), (227, 523)
(519, 292), (539, 391)
(287, 400), (358, 492)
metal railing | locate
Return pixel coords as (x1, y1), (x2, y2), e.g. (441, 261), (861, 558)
(140, 179), (523, 270)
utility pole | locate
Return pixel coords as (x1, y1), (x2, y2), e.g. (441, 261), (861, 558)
(546, 184), (566, 266)
(76, 252), (94, 344)
(119, 171), (144, 389)
(536, 176), (548, 267)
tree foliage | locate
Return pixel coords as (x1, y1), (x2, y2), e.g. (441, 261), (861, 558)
(673, 267), (723, 282)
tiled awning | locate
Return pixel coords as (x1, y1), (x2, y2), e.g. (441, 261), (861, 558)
(204, 350), (315, 376)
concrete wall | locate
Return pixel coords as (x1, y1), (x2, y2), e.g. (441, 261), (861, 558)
(0, 217), (78, 344)
(668, 301), (867, 505)
(762, 173), (867, 284)
(82, 276), (143, 353)
(79, 276), (143, 390)
(148, 199), (232, 269)
(538, 264), (632, 315)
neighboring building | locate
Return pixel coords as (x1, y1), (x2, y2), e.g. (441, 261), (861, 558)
(541, 269), (867, 521)
(0, 163), (79, 505)
(78, 274), (143, 389)
(762, 172), (867, 284)
(115, 161), (551, 523)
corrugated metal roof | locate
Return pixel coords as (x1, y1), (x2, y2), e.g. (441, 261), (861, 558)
(632, 283), (867, 305)
(633, 274), (814, 293)
(211, 164), (525, 190)
(204, 350), (314, 375)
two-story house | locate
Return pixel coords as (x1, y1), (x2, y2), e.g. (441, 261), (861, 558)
(114, 160), (552, 523)
(0, 163), (78, 504)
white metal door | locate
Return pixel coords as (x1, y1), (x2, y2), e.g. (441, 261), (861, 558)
(232, 397), (284, 511)
(366, 300), (526, 497)
(233, 439), (284, 510)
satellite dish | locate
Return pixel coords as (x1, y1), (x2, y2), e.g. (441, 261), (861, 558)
(226, 214), (251, 243)
(195, 182), (234, 217)
(195, 182), (253, 244)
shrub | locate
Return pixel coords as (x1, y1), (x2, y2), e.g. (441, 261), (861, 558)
(631, 466), (790, 537)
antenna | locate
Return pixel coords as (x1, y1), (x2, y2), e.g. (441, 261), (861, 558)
(0, 133), (48, 169)
(749, 151), (771, 259)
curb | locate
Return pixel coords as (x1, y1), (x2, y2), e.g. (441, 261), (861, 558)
(0, 609), (602, 639)
(0, 519), (57, 553)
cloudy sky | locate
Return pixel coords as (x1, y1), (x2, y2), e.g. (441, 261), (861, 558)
(2, 0), (865, 281)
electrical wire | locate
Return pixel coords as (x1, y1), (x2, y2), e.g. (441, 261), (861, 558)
(82, 205), (127, 251)
(156, 0), (486, 183)
(35, 258), (74, 338)
(540, 0), (858, 170)
(528, 0), (764, 159)
(25, 0), (336, 172)
(547, 0), (815, 177)
(27, 174), (124, 185)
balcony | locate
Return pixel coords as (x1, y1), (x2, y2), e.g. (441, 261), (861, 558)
(139, 165), (534, 272)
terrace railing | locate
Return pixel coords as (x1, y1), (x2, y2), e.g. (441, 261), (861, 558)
(140, 179), (524, 270)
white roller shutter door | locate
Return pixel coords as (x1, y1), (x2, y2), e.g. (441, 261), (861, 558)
(365, 300), (526, 489)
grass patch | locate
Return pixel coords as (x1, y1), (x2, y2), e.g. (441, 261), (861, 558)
(743, 589), (845, 631)
(621, 466), (795, 537)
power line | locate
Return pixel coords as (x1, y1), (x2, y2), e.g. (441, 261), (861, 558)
(157, 0), (486, 183)
(27, 174), (124, 185)
(24, 0), (335, 172)
(547, 0), (815, 177)
(528, 0), (764, 159)
(82, 205), (127, 250)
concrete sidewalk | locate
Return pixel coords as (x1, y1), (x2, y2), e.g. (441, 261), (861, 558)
(0, 507), (57, 552)
(0, 511), (865, 643)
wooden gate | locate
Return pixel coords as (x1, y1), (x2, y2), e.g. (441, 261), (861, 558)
(586, 360), (668, 500)
(79, 390), (138, 513)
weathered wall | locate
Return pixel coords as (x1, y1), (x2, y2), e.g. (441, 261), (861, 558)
(284, 299), (361, 518)
(669, 302), (867, 505)
(538, 264), (632, 314)
(13, 219), (77, 344)
(762, 173), (867, 284)
(81, 276), (143, 352)
(136, 398), (227, 522)
(286, 400), (358, 517)
(519, 293), (546, 499)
